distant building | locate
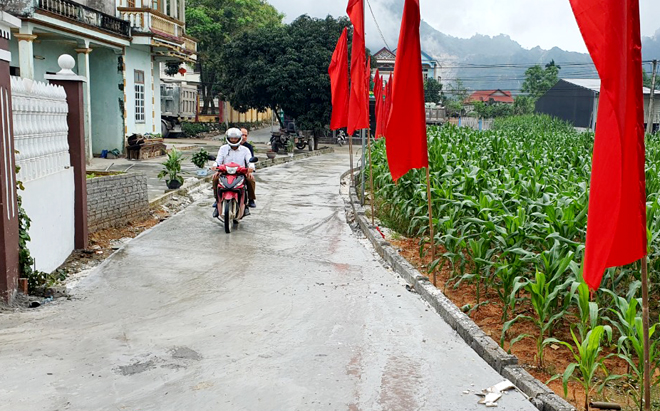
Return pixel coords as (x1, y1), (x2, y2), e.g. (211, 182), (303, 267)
(465, 89), (514, 104)
(535, 78), (660, 131)
(7, 0), (197, 157)
(372, 47), (440, 82)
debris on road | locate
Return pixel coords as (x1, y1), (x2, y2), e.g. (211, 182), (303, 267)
(475, 380), (516, 407)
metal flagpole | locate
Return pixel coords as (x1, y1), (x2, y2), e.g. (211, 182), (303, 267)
(368, 130), (375, 225)
(361, 129), (366, 205)
(425, 166), (436, 286)
(348, 130), (354, 186)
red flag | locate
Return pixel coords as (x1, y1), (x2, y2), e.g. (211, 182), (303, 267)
(346, 0), (368, 136)
(381, 79), (392, 139)
(385, 0), (428, 182)
(328, 27), (349, 130)
(374, 69), (382, 137)
(366, 56), (372, 92)
(570, 0), (647, 290)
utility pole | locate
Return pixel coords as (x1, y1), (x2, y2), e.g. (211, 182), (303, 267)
(646, 59), (657, 134)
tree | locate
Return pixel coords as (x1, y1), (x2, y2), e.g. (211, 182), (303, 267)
(473, 99), (513, 118)
(219, 15), (354, 133)
(643, 68), (654, 88)
(186, 0), (283, 114)
(513, 95), (535, 115)
(521, 60), (561, 99)
(443, 79), (468, 117)
(424, 78), (442, 103)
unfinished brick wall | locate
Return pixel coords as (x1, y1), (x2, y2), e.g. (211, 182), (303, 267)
(87, 173), (149, 232)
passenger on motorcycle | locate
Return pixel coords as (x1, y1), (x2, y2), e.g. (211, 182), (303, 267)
(212, 128), (256, 217)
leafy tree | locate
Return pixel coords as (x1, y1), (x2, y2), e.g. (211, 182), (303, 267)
(424, 78), (442, 103)
(513, 95), (535, 115)
(186, 0), (283, 114)
(522, 60), (561, 99)
(219, 15), (355, 133)
(472, 100), (513, 118)
(443, 79), (468, 117)
(643, 68), (655, 89)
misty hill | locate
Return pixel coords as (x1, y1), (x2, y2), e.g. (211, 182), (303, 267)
(373, 1), (659, 93)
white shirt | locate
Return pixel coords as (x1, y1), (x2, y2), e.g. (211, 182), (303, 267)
(215, 145), (252, 168)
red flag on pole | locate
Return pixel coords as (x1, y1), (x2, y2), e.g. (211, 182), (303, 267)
(365, 56), (372, 93)
(570, 0), (647, 290)
(380, 79), (392, 139)
(384, 0), (428, 182)
(328, 27), (349, 130)
(346, 0), (368, 136)
(373, 69), (382, 137)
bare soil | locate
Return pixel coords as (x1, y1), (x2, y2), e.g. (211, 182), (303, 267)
(389, 236), (647, 411)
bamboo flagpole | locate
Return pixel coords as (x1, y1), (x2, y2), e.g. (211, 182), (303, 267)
(642, 257), (651, 410)
(425, 166), (436, 285)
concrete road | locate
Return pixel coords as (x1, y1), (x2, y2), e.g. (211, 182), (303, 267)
(0, 153), (537, 411)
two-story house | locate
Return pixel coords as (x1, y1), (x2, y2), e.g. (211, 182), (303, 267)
(5, 0), (196, 159)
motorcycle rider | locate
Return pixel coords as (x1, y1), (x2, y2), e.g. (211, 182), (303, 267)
(212, 128), (255, 217)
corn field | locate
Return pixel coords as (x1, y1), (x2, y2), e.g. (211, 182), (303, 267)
(368, 114), (660, 409)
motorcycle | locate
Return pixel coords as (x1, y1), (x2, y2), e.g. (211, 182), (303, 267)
(214, 159), (257, 233)
(270, 129), (315, 152)
(336, 130), (347, 147)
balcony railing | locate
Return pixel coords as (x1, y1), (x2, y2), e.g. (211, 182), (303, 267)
(36, 0), (130, 37)
(119, 7), (197, 56)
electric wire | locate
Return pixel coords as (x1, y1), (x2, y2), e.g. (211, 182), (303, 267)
(366, 0), (391, 51)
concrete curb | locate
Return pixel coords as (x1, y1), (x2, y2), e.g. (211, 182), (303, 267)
(340, 170), (576, 411)
(149, 147), (335, 209)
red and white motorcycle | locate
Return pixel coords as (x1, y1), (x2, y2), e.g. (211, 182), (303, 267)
(214, 162), (253, 233)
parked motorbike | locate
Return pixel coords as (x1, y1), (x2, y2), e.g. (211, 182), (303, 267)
(270, 129), (315, 152)
(336, 130), (347, 147)
(214, 158), (257, 233)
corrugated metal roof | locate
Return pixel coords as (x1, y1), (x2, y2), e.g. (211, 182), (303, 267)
(562, 78), (660, 95)
(562, 78), (601, 92)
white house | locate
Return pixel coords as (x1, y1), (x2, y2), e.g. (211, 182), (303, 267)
(6, 0), (196, 158)
(373, 47), (441, 82)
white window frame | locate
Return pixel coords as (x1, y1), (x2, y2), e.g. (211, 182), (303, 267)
(135, 70), (145, 123)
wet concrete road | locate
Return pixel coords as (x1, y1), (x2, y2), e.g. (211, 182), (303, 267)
(0, 153), (537, 411)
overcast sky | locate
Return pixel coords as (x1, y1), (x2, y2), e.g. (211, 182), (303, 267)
(265, 0), (660, 54)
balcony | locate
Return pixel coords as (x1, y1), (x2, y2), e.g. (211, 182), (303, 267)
(35, 0), (130, 37)
(118, 7), (197, 58)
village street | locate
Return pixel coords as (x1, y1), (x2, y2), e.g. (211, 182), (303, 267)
(0, 153), (536, 411)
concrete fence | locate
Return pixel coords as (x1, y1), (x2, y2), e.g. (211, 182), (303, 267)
(448, 117), (494, 131)
(87, 172), (149, 232)
(11, 75), (75, 272)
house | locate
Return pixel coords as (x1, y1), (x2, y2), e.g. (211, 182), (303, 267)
(6, 0), (197, 158)
(372, 47), (441, 82)
(465, 89), (514, 104)
(535, 79), (660, 131)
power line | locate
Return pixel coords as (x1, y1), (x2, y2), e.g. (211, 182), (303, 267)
(365, 0), (391, 51)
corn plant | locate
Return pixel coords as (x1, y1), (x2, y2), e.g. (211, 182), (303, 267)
(546, 326), (620, 411)
(571, 281), (601, 341)
(502, 270), (574, 368)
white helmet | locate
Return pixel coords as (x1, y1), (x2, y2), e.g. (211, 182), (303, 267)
(226, 128), (242, 148)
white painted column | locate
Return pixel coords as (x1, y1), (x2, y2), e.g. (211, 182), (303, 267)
(14, 33), (36, 80)
(179, 0), (185, 24)
(75, 47), (93, 162)
(169, 0), (177, 21)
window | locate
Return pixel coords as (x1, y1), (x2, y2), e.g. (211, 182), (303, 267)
(135, 70), (145, 123)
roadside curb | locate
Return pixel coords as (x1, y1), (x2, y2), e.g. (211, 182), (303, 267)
(149, 147), (335, 209)
(340, 170), (575, 411)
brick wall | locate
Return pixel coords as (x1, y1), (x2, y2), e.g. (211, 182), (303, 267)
(87, 173), (149, 232)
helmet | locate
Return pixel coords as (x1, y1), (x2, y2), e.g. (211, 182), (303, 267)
(226, 128), (242, 148)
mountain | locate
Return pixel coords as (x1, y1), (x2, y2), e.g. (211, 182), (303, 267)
(369, 1), (660, 93)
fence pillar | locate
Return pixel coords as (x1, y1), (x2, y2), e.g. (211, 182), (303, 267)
(75, 46), (93, 163)
(14, 29), (36, 80)
(46, 55), (88, 250)
(0, 12), (21, 303)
